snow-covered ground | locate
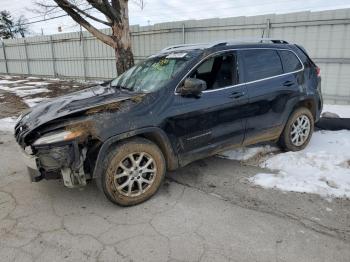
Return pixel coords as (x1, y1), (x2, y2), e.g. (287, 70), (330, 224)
(220, 145), (279, 161)
(322, 104), (350, 118)
(222, 130), (350, 199)
(250, 130), (350, 198)
(0, 117), (17, 132)
(23, 97), (50, 107)
(222, 104), (350, 199)
(0, 77), (52, 108)
(0, 75), (88, 110)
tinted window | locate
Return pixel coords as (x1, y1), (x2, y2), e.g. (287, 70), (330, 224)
(197, 57), (214, 74)
(278, 50), (302, 73)
(241, 49), (283, 82)
(189, 53), (238, 90)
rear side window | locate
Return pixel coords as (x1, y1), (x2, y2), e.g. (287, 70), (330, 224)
(241, 49), (283, 82)
(278, 50), (302, 73)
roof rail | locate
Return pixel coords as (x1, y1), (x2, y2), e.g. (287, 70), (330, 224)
(161, 43), (201, 52)
(263, 39), (289, 44)
(225, 38), (289, 45)
(160, 41), (228, 53)
(159, 38), (289, 53)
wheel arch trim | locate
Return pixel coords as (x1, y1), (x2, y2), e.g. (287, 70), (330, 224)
(92, 127), (178, 178)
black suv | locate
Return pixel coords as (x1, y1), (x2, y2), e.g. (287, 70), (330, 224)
(15, 39), (322, 206)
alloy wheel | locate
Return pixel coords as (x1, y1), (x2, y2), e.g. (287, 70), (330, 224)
(113, 152), (157, 197)
(290, 114), (311, 146)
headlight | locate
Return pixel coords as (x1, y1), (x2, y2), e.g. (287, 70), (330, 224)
(17, 114), (23, 123)
(17, 109), (32, 123)
(33, 130), (84, 146)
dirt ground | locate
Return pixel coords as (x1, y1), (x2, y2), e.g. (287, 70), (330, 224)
(0, 75), (88, 118)
(0, 75), (349, 261)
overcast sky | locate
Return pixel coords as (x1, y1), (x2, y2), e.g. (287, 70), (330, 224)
(2, 0), (350, 36)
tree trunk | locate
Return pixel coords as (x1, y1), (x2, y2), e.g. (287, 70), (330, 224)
(112, 0), (134, 75)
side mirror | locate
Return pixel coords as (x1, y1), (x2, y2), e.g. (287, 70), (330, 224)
(180, 78), (207, 97)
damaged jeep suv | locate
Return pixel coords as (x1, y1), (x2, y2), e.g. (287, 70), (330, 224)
(15, 39), (322, 206)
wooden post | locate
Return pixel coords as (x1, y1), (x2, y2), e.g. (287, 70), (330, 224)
(49, 36), (57, 77)
(24, 39), (30, 75)
(1, 41), (8, 74)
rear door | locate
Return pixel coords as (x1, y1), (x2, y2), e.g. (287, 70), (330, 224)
(239, 48), (304, 145)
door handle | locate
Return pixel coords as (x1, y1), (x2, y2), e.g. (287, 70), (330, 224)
(283, 81), (294, 87)
(229, 91), (245, 99)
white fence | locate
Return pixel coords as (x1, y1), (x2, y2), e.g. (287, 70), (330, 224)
(0, 8), (350, 104)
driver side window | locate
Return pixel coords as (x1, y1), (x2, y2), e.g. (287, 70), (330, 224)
(190, 52), (238, 90)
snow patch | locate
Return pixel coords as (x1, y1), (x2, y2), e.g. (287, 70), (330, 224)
(26, 76), (41, 80)
(0, 80), (18, 85)
(0, 85), (50, 97)
(220, 145), (279, 161)
(14, 88), (50, 97)
(0, 79), (28, 84)
(0, 117), (17, 132)
(23, 97), (49, 107)
(250, 130), (350, 199)
(0, 75), (14, 80)
(24, 81), (50, 86)
(322, 104), (350, 118)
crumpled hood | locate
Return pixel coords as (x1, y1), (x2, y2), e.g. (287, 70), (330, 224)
(18, 84), (134, 131)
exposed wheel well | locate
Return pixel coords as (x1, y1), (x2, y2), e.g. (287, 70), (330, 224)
(294, 99), (316, 120)
(139, 132), (178, 171)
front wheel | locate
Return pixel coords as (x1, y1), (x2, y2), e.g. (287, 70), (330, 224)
(279, 107), (314, 151)
(100, 138), (166, 206)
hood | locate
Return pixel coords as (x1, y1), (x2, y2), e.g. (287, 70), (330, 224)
(18, 84), (135, 131)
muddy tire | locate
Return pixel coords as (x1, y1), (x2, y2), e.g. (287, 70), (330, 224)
(100, 137), (165, 206)
(279, 107), (314, 151)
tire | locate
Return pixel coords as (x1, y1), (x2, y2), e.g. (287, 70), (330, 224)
(279, 107), (314, 151)
(100, 137), (166, 206)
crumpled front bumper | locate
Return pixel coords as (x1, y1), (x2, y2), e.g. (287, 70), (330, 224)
(18, 141), (88, 187)
(18, 147), (42, 182)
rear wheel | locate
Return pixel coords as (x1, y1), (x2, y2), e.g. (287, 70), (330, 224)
(100, 138), (166, 206)
(279, 107), (314, 151)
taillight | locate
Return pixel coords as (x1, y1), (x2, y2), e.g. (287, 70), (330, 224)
(316, 66), (320, 76)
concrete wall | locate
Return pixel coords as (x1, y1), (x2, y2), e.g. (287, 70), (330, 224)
(0, 8), (350, 104)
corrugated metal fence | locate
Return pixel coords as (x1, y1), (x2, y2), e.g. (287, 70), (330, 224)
(0, 9), (350, 104)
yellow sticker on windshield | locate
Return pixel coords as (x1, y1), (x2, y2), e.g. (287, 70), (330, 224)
(153, 59), (169, 70)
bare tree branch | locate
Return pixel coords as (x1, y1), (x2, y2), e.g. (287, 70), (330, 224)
(132, 0), (146, 10)
(53, 0), (115, 47)
(107, 0), (121, 21)
(67, 3), (112, 26)
(85, 0), (115, 20)
(31, 0), (144, 74)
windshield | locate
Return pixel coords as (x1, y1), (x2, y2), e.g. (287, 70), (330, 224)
(111, 52), (198, 93)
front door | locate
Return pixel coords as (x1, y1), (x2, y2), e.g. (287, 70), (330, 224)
(164, 51), (248, 165)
